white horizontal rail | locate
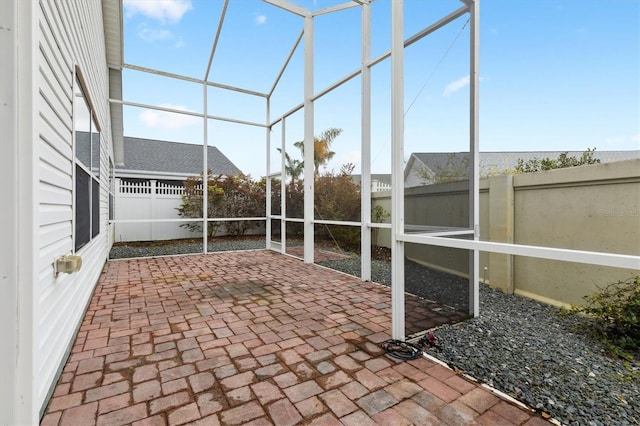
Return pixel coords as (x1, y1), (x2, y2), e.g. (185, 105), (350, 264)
(399, 233), (640, 270)
(111, 217), (267, 224)
(313, 219), (361, 227)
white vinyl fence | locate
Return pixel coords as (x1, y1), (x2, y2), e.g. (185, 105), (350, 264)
(114, 179), (197, 242)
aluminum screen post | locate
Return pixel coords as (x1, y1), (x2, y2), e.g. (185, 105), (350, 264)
(391, 0), (406, 341)
(469, 0), (480, 317)
(360, 2), (372, 282)
(303, 16), (315, 264)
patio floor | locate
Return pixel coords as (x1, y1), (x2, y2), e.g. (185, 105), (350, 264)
(41, 250), (548, 425)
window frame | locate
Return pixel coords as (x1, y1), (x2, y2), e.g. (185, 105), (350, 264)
(73, 67), (101, 252)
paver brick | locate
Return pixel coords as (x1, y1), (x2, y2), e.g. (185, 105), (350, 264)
(284, 380), (324, 403)
(371, 408), (413, 426)
(384, 379), (423, 401)
(59, 401), (98, 426)
(219, 401), (265, 425)
(354, 368), (387, 391)
(189, 371), (215, 394)
(149, 391), (190, 415)
(394, 399), (441, 425)
(444, 374), (477, 394)
(160, 364), (195, 382)
(196, 392), (224, 416)
(85, 381), (130, 403)
(220, 371), (255, 390)
(72, 372), (102, 392)
(356, 389), (399, 416)
(267, 398), (303, 426)
(490, 401), (533, 425)
(227, 386), (254, 406)
(133, 364), (159, 383)
(76, 357), (105, 375)
(434, 400), (479, 425)
(458, 387), (500, 413)
(295, 396), (326, 418)
(418, 377), (462, 403)
(98, 392), (131, 415)
(96, 403), (147, 426)
(340, 410), (377, 426)
(251, 381), (284, 405)
(132, 414), (167, 426)
(168, 402), (200, 426)
(162, 378), (189, 395)
(319, 389), (358, 417)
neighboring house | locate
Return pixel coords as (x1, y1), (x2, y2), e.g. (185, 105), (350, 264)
(404, 151), (640, 187)
(117, 136), (242, 183)
(1, 1), (122, 423)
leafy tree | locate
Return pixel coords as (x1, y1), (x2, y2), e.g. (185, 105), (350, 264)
(276, 148), (304, 184)
(515, 148), (600, 173)
(177, 171), (265, 237)
(314, 163), (361, 246)
(292, 127), (343, 178)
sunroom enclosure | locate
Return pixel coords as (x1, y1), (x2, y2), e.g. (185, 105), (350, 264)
(111, 0), (639, 342)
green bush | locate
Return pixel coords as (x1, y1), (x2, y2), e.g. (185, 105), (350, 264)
(177, 171), (265, 237)
(571, 276), (640, 359)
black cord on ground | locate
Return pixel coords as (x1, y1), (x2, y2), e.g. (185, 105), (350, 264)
(380, 339), (424, 360)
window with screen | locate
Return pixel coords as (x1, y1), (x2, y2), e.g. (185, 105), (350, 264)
(74, 72), (100, 251)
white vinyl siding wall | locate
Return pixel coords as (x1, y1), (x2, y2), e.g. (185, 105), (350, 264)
(37, 0), (112, 412)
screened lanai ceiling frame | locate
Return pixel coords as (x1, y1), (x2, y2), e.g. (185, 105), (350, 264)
(110, 0), (640, 341)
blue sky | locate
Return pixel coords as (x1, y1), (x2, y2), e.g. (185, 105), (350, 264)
(121, 0), (639, 178)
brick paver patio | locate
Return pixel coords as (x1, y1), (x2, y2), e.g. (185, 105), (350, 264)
(41, 250), (548, 425)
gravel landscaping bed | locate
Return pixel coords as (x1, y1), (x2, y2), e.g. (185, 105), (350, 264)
(424, 284), (640, 426)
(109, 239), (639, 425)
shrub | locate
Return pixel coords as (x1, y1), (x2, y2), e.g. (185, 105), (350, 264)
(177, 171), (265, 237)
(570, 276), (640, 359)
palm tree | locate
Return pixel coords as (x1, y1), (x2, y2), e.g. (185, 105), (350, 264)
(293, 127), (343, 178)
(276, 148), (304, 184)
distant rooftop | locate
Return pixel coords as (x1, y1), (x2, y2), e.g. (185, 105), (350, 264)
(411, 150), (640, 177)
(116, 137), (242, 178)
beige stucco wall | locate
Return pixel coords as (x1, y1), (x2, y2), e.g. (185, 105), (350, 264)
(512, 159), (639, 306)
(371, 159), (640, 307)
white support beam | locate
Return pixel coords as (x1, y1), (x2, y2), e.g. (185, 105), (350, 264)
(202, 83), (208, 254)
(269, 30), (303, 97)
(205, 114), (268, 129)
(311, 1), (359, 17)
(204, 0), (228, 81)
(262, 0), (310, 17)
(0, 0), (18, 423)
(368, 6), (468, 68)
(15, 0), (38, 422)
(303, 16), (315, 264)
(123, 63), (203, 84)
(266, 97), (272, 250)
(398, 234), (640, 271)
(469, 0), (480, 316)
(281, 118), (287, 254)
(109, 99), (267, 128)
(360, 2), (372, 282)
(390, 0), (405, 341)
(122, 63), (269, 98)
(109, 99), (203, 117)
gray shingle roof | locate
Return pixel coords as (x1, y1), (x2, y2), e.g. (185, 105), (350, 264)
(117, 136), (242, 176)
(412, 150), (640, 177)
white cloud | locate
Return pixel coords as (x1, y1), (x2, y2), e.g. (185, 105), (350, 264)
(255, 15), (267, 25)
(443, 75), (470, 97)
(123, 0), (192, 24)
(632, 134), (640, 143)
(137, 23), (174, 42)
(138, 104), (200, 130)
